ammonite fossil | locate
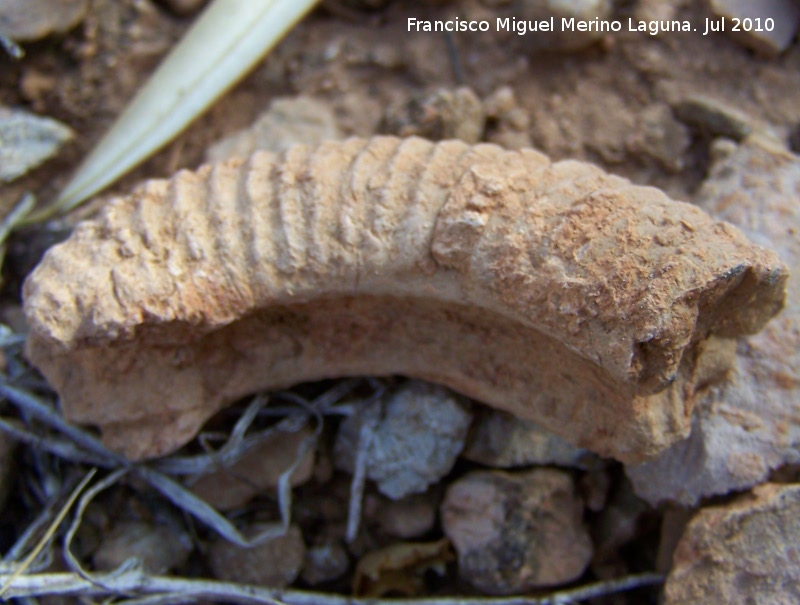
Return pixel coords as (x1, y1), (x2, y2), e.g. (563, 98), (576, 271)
(23, 136), (787, 461)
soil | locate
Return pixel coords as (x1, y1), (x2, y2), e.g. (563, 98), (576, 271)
(1, 0), (799, 602)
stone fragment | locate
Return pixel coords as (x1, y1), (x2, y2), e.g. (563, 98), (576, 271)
(208, 524), (306, 587)
(632, 103), (691, 173)
(365, 491), (439, 538)
(462, 407), (598, 469)
(381, 88), (485, 144)
(672, 95), (753, 141)
(302, 541), (350, 585)
(441, 468), (592, 593)
(708, 0), (800, 56)
(0, 106), (73, 182)
(0, 0), (88, 42)
(206, 96), (342, 163)
(334, 381), (472, 499)
(627, 137), (800, 505)
(22, 137), (788, 462)
(190, 425), (316, 510)
(483, 87), (532, 149)
(505, 0), (614, 51)
(92, 521), (192, 574)
(664, 483), (800, 605)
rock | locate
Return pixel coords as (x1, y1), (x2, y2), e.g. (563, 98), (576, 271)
(672, 95), (753, 141)
(631, 103), (691, 173)
(483, 87), (533, 150)
(441, 468), (592, 593)
(334, 381), (472, 499)
(627, 137), (800, 505)
(206, 96), (342, 163)
(664, 483), (800, 604)
(0, 0), (88, 42)
(22, 137), (787, 462)
(708, 0), (800, 57)
(92, 521), (192, 574)
(365, 490), (439, 538)
(302, 541), (350, 585)
(208, 524), (306, 587)
(508, 0), (614, 52)
(190, 425), (316, 510)
(461, 407), (598, 469)
(381, 88), (485, 144)
(0, 106), (73, 182)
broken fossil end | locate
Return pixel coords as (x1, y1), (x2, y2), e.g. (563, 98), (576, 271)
(22, 137), (788, 462)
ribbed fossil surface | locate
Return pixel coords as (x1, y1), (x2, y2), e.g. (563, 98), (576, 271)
(23, 136), (787, 461)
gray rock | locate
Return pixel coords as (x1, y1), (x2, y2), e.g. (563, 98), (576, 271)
(302, 541), (350, 585)
(462, 407), (598, 469)
(0, 0), (88, 42)
(365, 491), (439, 539)
(708, 0), (800, 56)
(515, 0), (614, 52)
(672, 95), (753, 141)
(208, 524), (306, 587)
(0, 106), (73, 182)
(441, 468), (592, 594)
(664, 483), (800, 605)
(206, 96), (342, 163)
(627, 136), (800, 505)
(334, 381), (472, 500)
(633, 103), (691, 172)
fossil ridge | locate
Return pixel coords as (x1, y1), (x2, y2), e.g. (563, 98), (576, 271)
(23, 136), (787, 461)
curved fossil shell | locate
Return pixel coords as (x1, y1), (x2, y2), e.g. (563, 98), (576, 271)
(23, 137), (787, 462)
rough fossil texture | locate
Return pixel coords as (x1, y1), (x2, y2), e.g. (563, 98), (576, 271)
(663, 482), (800, 605)
(23, 136), (787, 461)
(627, 136), (800, 505)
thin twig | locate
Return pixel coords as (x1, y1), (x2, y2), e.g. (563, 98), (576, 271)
(0, 468), (97, 598)
(0, 570), (664, 604)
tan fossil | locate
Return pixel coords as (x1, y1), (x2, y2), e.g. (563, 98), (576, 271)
(23, 136), (787, 462)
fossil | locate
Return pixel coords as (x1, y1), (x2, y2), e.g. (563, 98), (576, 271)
(23, 136), (787, 461)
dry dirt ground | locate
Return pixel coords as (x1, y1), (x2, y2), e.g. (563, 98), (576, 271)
(1, 0), (799, 603)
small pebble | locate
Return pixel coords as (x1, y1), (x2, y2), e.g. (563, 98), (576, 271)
(441, 468), (592, 594)
(708, 0), (800, 57)
(334, 381), (472, 500)
(209, 524), (306, 587)
(672, 95), (753, 141)
(0, 0), (88, 42)
(302, 541), (351, 585)
(381, 88), (485, 144)
(206, 96), (342, 163)
(0, 106), (73, 182)
(365, 491), (439, 539)
(462, 407), (598, 469)
(92, 520), (192, 574)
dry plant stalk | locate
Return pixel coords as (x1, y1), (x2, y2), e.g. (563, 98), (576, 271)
(23, 137), (787, 462)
